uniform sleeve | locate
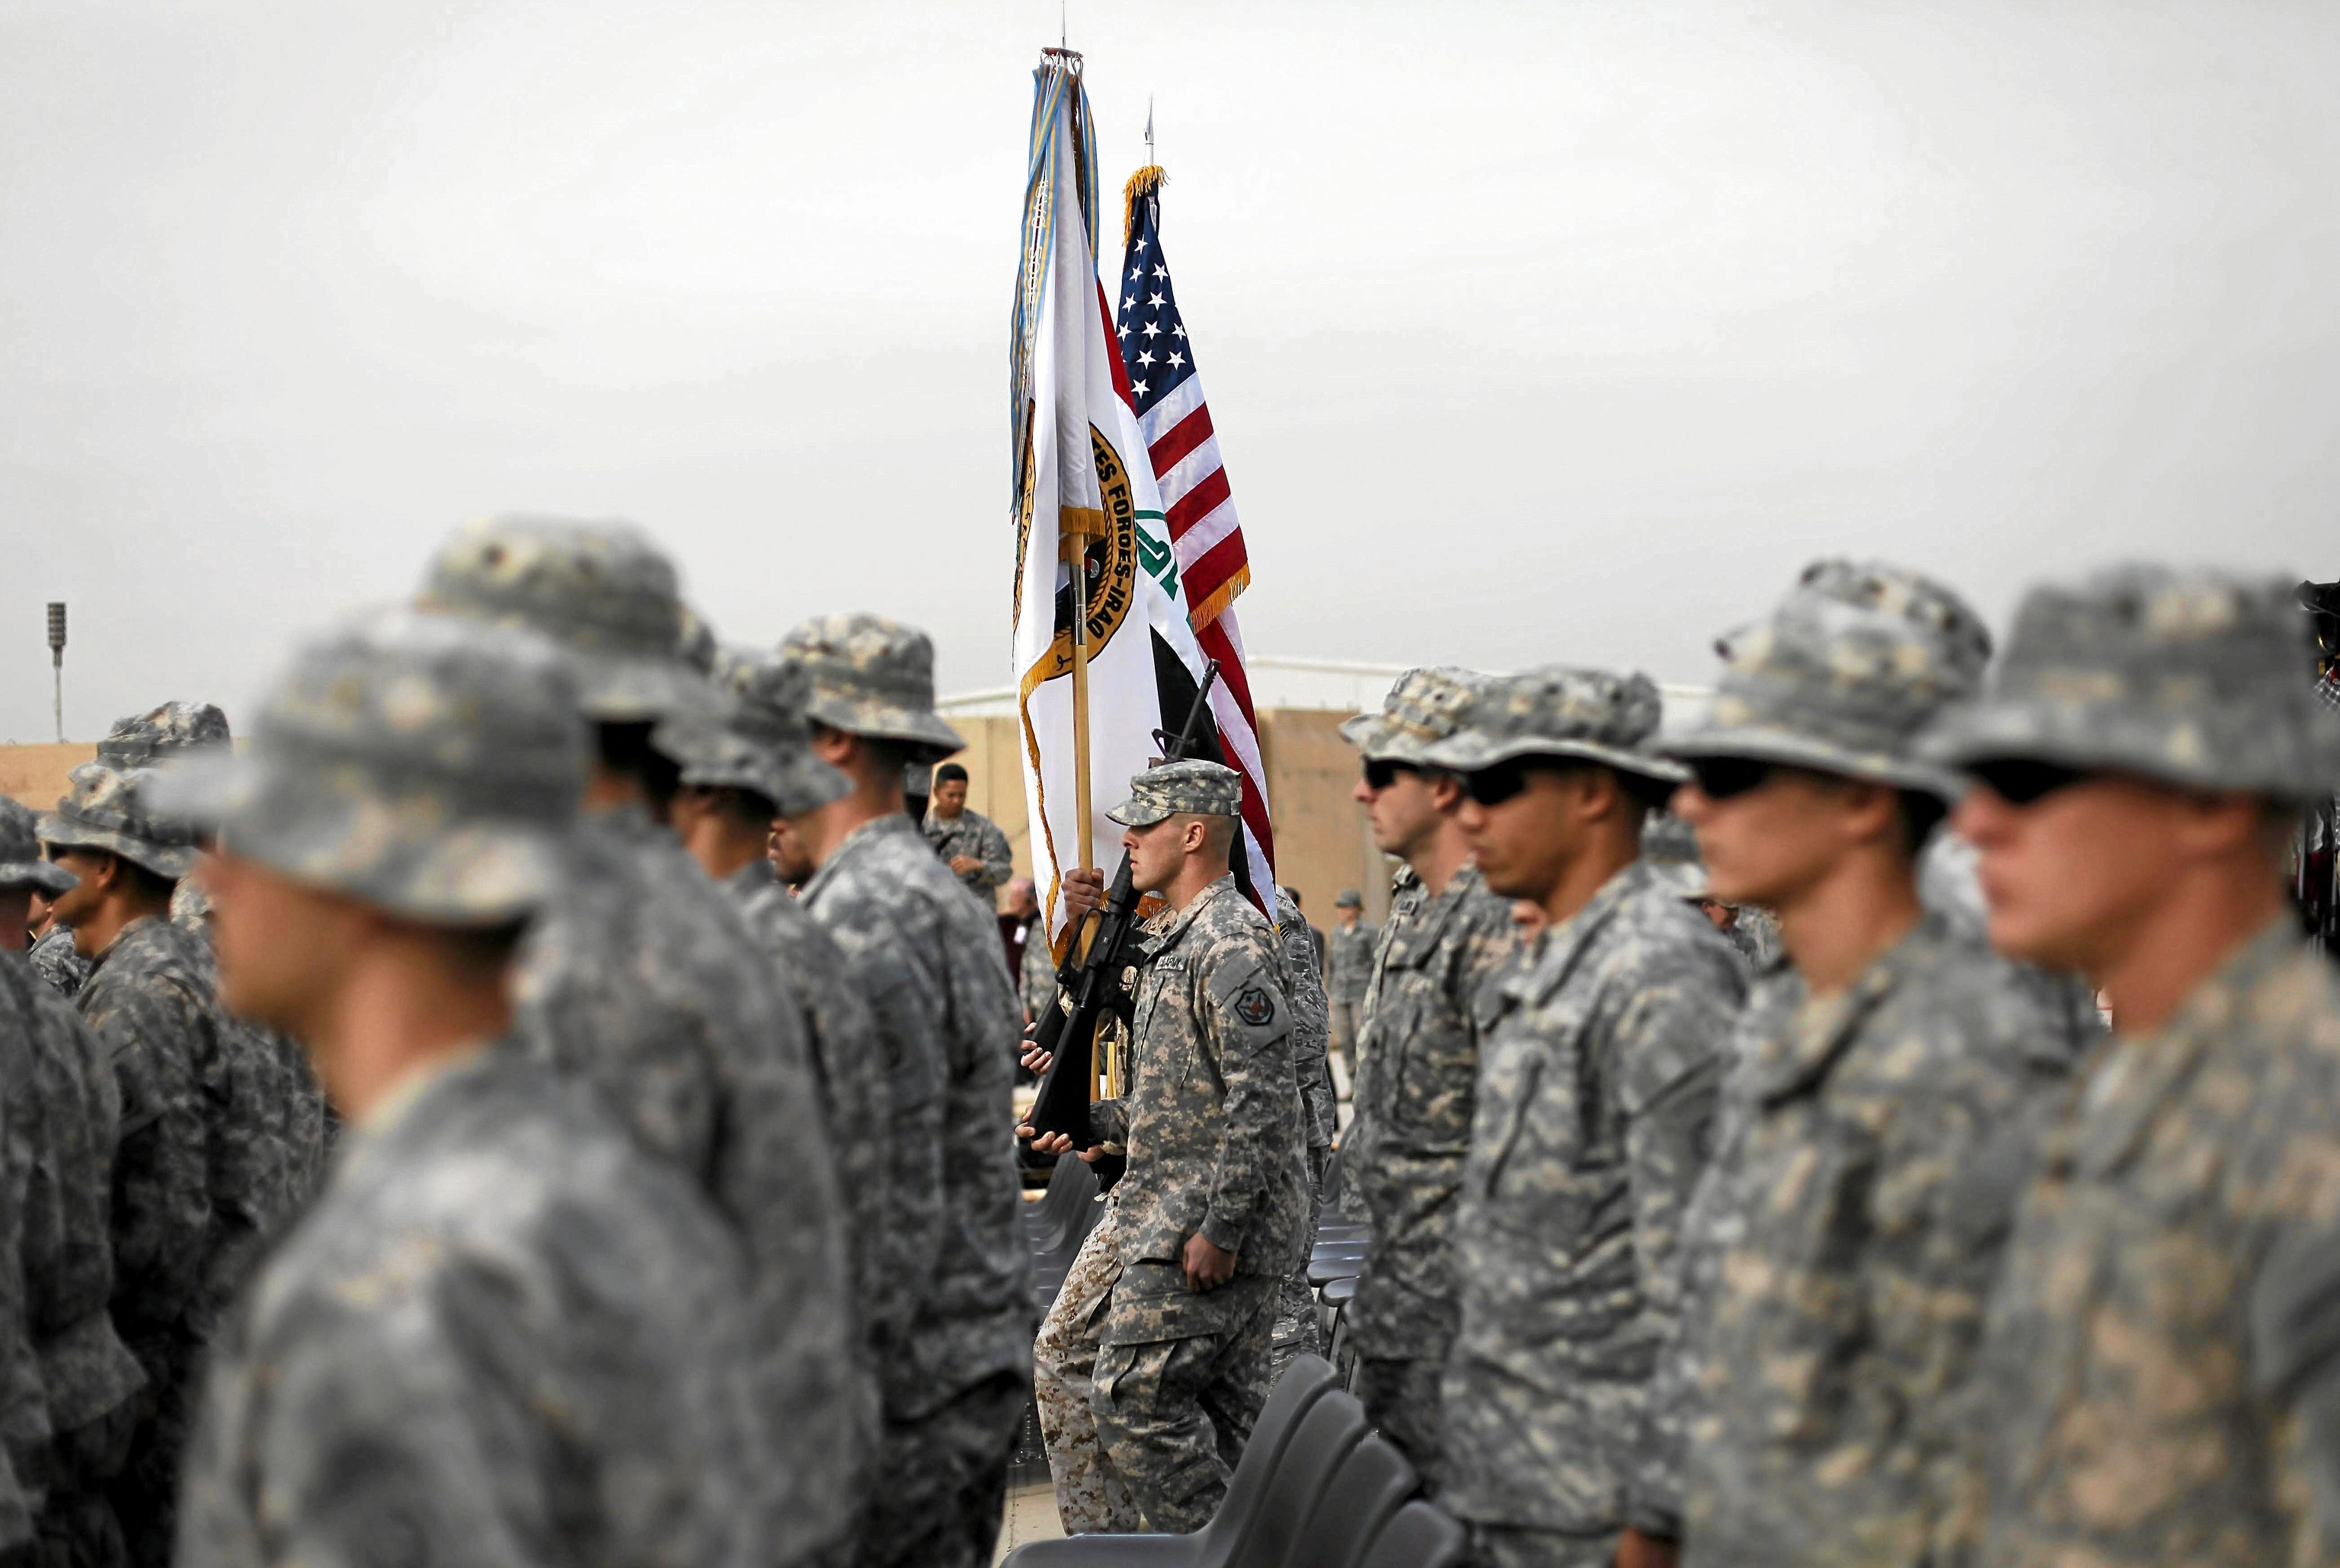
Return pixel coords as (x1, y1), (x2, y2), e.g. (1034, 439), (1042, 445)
(84, 980), (212, 1330)
(1608, 952), (1739, 1519)
(846, 937), (945, 1341)
(2252, 1214), (2340, 1560)
(1277, 918), (1335, 1152)
(0, 1007), (43, 1547)
(1197, 953), (1296, 1257)
(974, 820), (1013, 897)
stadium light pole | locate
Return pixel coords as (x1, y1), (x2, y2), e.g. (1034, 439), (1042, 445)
(46, 602), (66, 743)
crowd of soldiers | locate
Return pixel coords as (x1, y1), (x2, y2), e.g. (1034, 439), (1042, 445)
(0, 520), (2334, 1568)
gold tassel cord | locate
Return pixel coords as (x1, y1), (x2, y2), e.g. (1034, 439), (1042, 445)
(1122, 164), (1166, 249)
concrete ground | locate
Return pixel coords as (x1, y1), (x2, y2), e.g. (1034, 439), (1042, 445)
(996, 1480), (1065, 1562)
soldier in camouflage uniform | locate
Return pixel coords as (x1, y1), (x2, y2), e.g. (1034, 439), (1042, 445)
(27, 895), (89, 998)
(1627, 561), (2094, 1568)
(1338, 667), (1520, 1485)
(923, 762), (1014, 899)
(1421, 668), (1745, 1568)
(37, 762), (232, 1568)
(90, 703), (232, 943)
(0, 803), (145, 1568)
(1913, 567), (2340, 1568)
(151, 608), (780, 1568)
(780, 612), (1034, 1568)
(417, 516), (862, 1568)
(1025, 760), (1309, 1532)
(1326, 889), (1377, 1076)
(660, 643), (890, 1509)
(1270, 883), (1335, 1382)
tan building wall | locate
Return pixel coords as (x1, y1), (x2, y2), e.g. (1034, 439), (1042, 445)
(947, 707), (1395, 925)
(2, 709), (1399, 922)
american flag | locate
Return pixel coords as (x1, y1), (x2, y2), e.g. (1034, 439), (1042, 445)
(1114, 168), (1277, 899)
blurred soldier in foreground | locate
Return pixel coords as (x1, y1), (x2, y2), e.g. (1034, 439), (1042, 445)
(1270, 883), (1335, 1381)
(1632, 562), (2087, 1568)
(1427, 669), (1745, 1568)
(1023, 761), (1309, 1531)
(924, 762), (1013, 900)
(3, 800), (146, 1568)
(662, 644), (888, 1514)
(1325, 888), (1377, 1076)
(1922, 568), (2340, 1568)
(155, 610), (778, 1568)
(1340, 667), (1520, 1485)
(38, 762), (225, 1567)
(417, 516), (859, 1568)
(782, 613), (1034, 1568)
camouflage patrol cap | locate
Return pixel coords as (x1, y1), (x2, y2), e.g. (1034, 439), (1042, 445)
(1106, 758), (1243, 828)
(40, 762), (201, 880)
(146, 610), (588, 925)
(416, 515), (714, 724)
(1922, 565), (2340, 800)
(1339, 666), (1484, 765)
(1335, 889), (1362, 909)
(1640, 813), (1710, 902)
(654, 647), (851, 819)
(97, 701), (231, 769)
(778, 612), (964, 765)
(1658, 557), (1990, 797)
(1418, 665), (1685, 784)
(0, 797), (74, 896)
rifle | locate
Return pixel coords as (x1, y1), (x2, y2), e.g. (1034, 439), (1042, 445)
(1024, 659), (1223, 1148)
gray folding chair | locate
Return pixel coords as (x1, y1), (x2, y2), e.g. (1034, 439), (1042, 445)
(1288, 1432), (1417, 1568)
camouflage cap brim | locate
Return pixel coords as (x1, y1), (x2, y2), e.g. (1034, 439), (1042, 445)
(1920, 693), (2340, 802)
(149, 749), (569, 925)
(1415, 731), (1689, 785)
(798, 692), (964, 766)
(0, 857), (74, 896)
(1339, 710), (1451, 766)
(34, 811), (198, 880)
(565, 647), (726, 726)
(1104, 792), (1175, 829)
(1658, 723), (1964, 800)
(656, 716), (850, 819)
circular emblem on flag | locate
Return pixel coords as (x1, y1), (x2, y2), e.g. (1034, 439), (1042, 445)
(1035, 425), (1140, 680)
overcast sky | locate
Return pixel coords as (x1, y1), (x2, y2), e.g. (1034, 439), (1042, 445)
(3, 0), (2335, 742)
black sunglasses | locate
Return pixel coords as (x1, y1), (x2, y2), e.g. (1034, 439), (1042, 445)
(1686, 756), (1781, 801)
(1966, 758), (2092, 806)
(1462, 761), (1534, 807)
(1360, 758), (1421, 791)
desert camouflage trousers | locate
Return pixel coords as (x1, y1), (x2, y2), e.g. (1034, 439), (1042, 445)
(1092, 1281), (1276, 1534)
(1034, 1222), (1140, 1535)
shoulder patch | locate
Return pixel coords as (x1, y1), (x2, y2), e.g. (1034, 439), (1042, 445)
(1236, 985), (1276, 1027)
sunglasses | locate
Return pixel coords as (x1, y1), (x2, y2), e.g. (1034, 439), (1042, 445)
(1462, 761), (1535, 807)
(1360, 758), (1421, 791)
(1965, 758), (2092, 806)
(1685, 756), (1782, 801)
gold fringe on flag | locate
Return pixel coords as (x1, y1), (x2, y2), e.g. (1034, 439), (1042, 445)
(1123, 164), (1167, 249)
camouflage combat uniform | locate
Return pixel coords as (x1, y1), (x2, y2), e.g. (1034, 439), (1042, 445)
(785, 614), (1034, 1568)
(0, 956), (52, 1556)
(1916, 567), (2340, 1567)
(1627, 558), (2092, 1565)
(421, 518), (865, 1568)
(1270, 886), (1335, 1382)
(1021, 918), (1059, 1020)
(1034, 1205), (1141, 1534)
(1344, 861), (1516, 1481)
(923, 805), (1014, 899)
(1420, 669), (1745, 1568)
(27, 925), (88, 999)
(1325, 912), (1379, 1071)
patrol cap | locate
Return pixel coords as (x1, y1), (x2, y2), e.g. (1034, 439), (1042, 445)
(0, 798), (73, 896)
(654, 647), (851, 819)
(1418, 665), (1685, 784)
(1339, 666), (1485, 765)
(1658, 557), (1989, 799)
(1106, 758), (1243, 828)
(97, 701), (231, 769)
(1922, 565), (2340, 801)
(40, 763), (201, 880)
(147, 609), (589, 925)
(1334, 889), (1362, 909)
(778, 612), (964, 765)
(1640, 813), (1711, 902)
(416, 514), (715, 724)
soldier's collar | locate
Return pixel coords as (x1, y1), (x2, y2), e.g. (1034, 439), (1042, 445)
(1511, 857), (1654, 1008)
(1152, 873), (1243, 949)
(1745, 912), (1948, 1105)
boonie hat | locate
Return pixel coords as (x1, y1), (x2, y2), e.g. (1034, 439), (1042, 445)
(656, 647), (851, 819)
(1106, 758), (1244, 828)
(97, 701), (231, 769)
(0, 798), (74, 896)
(779, 612), (964, 765)
(1340, 666), (1484, 765)
(417, 514), (715, 724)
(147, 609), (589, 925)
(1419, 666), (1683, 784)
(40, 764), (200, 880)
(1922, 565), (2340, 801)
(1659, 557), (1989, 798)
